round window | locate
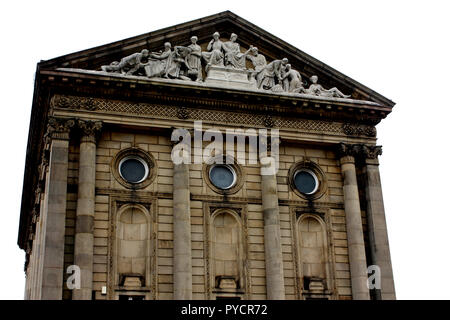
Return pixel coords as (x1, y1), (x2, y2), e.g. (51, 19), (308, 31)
(209, 164), (236, 190)
(119, 156), (149, 184)
(294, 169), (319, 195)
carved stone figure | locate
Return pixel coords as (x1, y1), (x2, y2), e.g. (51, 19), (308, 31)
(256, 58), (288, 90)
(246, 46), (266, 72)
(186, 36), (203, 81)
(164, 46), (192, 80)
(245, 46), (266, 84)
(223, 33), (246, 69)
(144, 42), (172, 78)
(97, 32), (351, 98)
(101, 49), (149, 75)
(306, 75), (350, 98)
(202, 32), (225, 69)
(282, 64), (305, 93)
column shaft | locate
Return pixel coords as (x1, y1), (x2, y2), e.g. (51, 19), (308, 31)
(340, 155), (370, 300)
(173, 163), (192, 299)
(364, 158), (396, 300)
(73, 135), (97, 300)
(260, 157), (285, 300)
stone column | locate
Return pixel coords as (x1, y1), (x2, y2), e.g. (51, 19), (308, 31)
(173, 163), (192, 299)
(73, 120), (102, 300)
(40, 117), (74, 299)
(338, 143), (370, 300)
(362, 145), (396, 300)
(260, 157), (285, 300)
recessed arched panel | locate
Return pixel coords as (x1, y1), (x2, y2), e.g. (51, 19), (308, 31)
(210, 210), (243, 292)
(298, 217), (326, 279)
(114, 204), (152, 292)
(117, 207), (148, 278)
(297, 214), (332, 297)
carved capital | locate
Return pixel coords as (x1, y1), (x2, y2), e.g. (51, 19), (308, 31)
(362, 145), (382, 159)
(46, 117), (75, 140)
(337, 143), (382, 163)
(78, 120), (103, 143)
(336, 142), (361, 159)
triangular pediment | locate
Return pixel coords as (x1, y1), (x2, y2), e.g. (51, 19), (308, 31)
(38, 11), (394, 108)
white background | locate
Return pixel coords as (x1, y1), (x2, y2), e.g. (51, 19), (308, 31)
(1, 0), (449, 300)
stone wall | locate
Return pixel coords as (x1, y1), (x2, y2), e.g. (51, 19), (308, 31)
(56, 128), (353, 300)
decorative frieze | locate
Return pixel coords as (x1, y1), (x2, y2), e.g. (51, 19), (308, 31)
(51, 94), (377, 137)
(343, 123), (376, 137)
(176, 106), (190, 120)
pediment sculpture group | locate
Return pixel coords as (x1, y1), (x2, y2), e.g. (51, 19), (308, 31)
(100, 32), (349, 98)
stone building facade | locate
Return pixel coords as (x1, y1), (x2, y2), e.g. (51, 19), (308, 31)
(18, 11), (396, 300)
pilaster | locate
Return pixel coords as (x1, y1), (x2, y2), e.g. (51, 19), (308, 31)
(40, 117), (74, 299)
(362, 145), (396, 300)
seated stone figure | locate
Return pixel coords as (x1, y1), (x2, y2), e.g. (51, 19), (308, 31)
(245, 46), (267, 84)
(246, 46), (267, 72)
(202, 32), (225, 69)
(223, 33), (246, 69)
(101, 49), (149, 75)
(144, 42), (172, 78)
(306, 75), (350, 98)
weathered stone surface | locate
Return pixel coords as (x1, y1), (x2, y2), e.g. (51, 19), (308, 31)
(21, 12), (395, 302)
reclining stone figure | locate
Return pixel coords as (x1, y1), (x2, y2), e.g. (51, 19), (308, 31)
(101, 49), (149, 75)
(306, 75), (350, 98)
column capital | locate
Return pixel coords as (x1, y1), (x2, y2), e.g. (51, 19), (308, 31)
(337, 143), (382, 163)
(77, 119), (103, 143)
(337, 142), (361, 161)
(362, 145), (382, 165)
(46, 116), (76, 140)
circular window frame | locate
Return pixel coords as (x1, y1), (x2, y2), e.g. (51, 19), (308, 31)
(112, 147), (156, 189)
(288, 160), (327, 200)
(293, 168), (319, 195)
(119, 156), (149, 184)
(203, 155), (244, 195)
(208, 164), (237, 190)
